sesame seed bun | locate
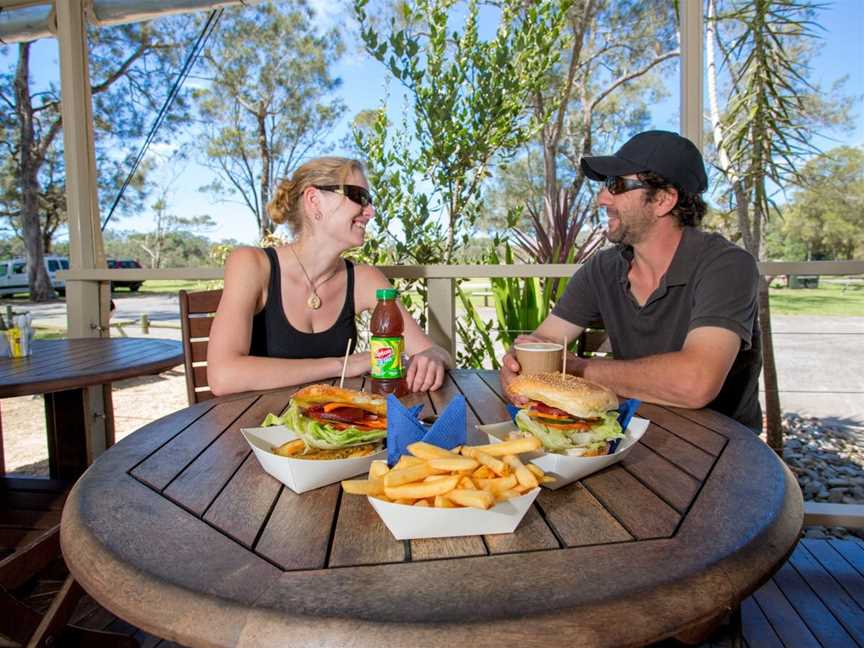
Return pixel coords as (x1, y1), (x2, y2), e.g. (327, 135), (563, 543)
(509, 373), (618, 419)
(291, 384), (387, 416)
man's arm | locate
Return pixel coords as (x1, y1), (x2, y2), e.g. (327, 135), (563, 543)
(570, 326), (741, 408)
(499, 314), (585, 403)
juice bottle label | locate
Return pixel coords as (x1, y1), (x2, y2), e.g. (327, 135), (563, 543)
(370, 336), (404, 379)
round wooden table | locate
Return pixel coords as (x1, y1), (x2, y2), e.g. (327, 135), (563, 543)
(60, 370), (802, 647)
(0, 337), (183, 479)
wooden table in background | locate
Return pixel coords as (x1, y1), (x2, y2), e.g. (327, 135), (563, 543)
(60, 369), (802, 647)
(0, 337), (183, 480)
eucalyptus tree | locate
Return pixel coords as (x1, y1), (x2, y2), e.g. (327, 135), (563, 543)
(0, 19), (194, 300)
(707, 0), (854, 449)
(194, 1), (345, 239)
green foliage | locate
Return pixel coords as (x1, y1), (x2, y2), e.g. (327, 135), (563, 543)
(354, 0), (573, 264)
(194, 1), (345, 238)
(765, 147), (864, 261)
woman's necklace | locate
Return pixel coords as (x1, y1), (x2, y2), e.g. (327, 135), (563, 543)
(289, 245), (340, 310)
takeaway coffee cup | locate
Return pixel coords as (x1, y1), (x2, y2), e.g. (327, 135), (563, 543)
(513, 342), (564, 375)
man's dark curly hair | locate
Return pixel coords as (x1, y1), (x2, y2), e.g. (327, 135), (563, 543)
(637, 171), (706, 227)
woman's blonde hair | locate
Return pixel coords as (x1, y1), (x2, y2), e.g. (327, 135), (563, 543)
(267, 157), (365, 235)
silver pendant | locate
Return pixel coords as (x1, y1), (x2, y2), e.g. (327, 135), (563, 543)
(307, 293), (321, 309)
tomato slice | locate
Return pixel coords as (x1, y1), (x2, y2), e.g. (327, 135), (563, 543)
(528, 401), (572, 417)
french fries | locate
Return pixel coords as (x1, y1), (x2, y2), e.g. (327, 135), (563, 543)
(341, 437), (551, 510)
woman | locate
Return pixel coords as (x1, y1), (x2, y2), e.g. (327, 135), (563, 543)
(207, 157), (451, 396)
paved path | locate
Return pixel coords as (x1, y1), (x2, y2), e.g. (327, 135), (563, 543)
(8, 295), (864, 427)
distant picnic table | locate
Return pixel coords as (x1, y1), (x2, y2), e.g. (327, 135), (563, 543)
(60, 369), (802, 647)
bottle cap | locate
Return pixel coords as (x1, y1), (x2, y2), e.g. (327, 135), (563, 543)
(376, 288), (398, 300)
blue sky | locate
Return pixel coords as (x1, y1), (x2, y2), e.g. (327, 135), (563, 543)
(2, 0), (862, 246)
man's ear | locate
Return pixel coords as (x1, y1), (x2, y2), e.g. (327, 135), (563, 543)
(653, 186), (678, 217)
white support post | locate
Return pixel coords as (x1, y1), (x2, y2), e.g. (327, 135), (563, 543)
(680, 0), (704, 151)
(426, 278), (456, 363)
(56, 0), (111, 461)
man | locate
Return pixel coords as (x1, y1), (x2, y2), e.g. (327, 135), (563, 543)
(500, 130), (762, 431)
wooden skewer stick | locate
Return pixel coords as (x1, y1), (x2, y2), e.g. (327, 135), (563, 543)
(562, 337), (567, 378)
(340, 338), (352, 388)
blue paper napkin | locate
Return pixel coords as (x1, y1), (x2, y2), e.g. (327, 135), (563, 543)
(386, 394), (467, 467)
(506, 398), (641, 454)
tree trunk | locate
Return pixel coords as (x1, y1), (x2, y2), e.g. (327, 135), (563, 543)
(759, 276), (783, 451)
(258, 108), (271, 240)
(14, 43), (54, 301)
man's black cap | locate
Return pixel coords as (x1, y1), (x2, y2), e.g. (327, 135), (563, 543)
(580, 130), (708, 194)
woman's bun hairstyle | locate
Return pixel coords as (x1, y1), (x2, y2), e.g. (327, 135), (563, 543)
(267, 157), (365, 235)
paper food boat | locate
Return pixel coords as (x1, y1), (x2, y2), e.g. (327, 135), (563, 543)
(477, 416), (650, 490)
(368, 488), (540, 540)
(241, 425), (386, 494)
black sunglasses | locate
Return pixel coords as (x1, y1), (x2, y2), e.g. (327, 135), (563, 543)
(314, 184), (373, 208)
(603, 176), (649, 195)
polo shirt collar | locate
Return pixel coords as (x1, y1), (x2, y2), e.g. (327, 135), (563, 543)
(616, 226), (701, 287)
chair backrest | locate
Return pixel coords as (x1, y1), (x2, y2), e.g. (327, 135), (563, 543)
(576, 321), (611, 358)
(179, 289), (222, 404)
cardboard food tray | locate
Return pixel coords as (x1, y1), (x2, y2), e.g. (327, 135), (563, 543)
(476, 417), (650, 490)
(241, 425), (386, 494)
(368, 488), (540, 540)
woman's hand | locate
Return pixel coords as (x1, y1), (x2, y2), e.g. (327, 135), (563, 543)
(406, 348), (446, 392)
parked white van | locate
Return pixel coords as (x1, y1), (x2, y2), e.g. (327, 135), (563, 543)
(0, 256), (69, 297)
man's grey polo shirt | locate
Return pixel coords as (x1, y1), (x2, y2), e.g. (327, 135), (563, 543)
(552, 227), (762, 431)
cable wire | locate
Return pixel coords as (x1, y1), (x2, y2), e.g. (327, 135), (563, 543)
(101, 8), (224, 231)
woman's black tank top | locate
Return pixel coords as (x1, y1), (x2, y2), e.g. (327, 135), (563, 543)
(249, 247), (357, 358)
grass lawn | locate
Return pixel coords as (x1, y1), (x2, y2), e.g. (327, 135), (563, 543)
(768, 283), (864, 316)
(138, 279), (220, 294)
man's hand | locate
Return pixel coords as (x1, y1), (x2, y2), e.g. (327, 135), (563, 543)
(499, 334), (547, 406)
(406, 348), (446, 392)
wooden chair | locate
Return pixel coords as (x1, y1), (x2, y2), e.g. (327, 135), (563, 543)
(576, 320), (611, 357)
(179, 289), (222, 405)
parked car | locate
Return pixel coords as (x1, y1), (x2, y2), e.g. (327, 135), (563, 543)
(107, 259), (144, 292)
(0, 255), (69, 297)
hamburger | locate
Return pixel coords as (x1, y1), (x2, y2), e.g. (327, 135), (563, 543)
(262, 384), (387, 458)
(508, 373), (623, 456)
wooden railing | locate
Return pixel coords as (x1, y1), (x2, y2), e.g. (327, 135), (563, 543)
(59, 260), (864, 358)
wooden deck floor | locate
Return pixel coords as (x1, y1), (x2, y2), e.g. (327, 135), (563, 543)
(3, 478), (864, 647)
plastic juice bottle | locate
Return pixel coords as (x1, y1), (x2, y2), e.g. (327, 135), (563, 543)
(370, 288), (408, 397)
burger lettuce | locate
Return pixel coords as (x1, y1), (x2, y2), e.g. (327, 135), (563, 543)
(264, 402), (386, 450)
(515, 409), (622, 454)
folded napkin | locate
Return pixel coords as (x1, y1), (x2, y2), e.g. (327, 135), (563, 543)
(386, 394), (467, 467)
(506, 398), (641, 455)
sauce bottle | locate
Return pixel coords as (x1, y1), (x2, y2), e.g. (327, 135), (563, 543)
(370, 288), (408, 397)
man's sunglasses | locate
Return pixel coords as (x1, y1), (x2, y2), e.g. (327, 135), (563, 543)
(603, 176), (649, 195)
(314, 184), (373, 208)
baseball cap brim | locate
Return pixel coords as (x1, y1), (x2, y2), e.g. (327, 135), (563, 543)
(580, 155), (647, 181)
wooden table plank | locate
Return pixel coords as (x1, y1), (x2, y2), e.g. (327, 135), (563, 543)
(255, 485), (339, 571)
(449, 369), (511, 425)
(411, 536), (486, 561)
(751, 578), (823, 648)
(802, 539), (864, 610)
(637, 403), (726, 456)
(638, 423), (715, 481)
(741, 596), (785, 648)
(203, 453), (282, 548)
(772, 559), (858, 647)
(329, 493), (406, 567)
(537, 483), (633, 547)
(620, 443), (701, 514)
(485, 506), (559, 554)
(476, 369), (507, 400)
(824, 539), (864, 578)
(131, 397), (255, 491)
(582, 465), (680, 539)
(164, 392), (293, 515)
(790, 542), (864, 645)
